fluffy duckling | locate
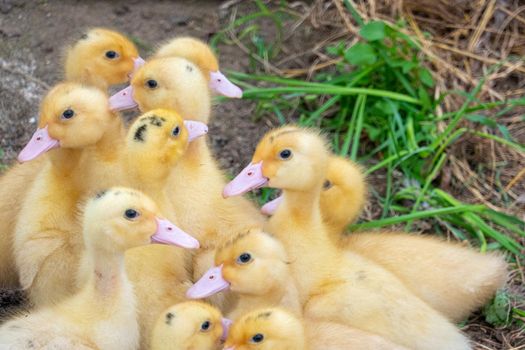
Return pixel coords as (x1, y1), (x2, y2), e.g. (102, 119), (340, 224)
(188, 230), (408, 350)
(262, 155), (506, 323)
(151, 301), (231, 350)
(224, 308), (408, 350)
(187, 230), (301, 320)
(154, 36), (242, 98)
(224, 308), (305, 350)
(64, 28), (143, 90)
(121, 109), (204, 348)
(0, 188), (188, 350)
(13, 82), (128, 306)
(223, 126), (470, 350)
(261, 155), (367, 236)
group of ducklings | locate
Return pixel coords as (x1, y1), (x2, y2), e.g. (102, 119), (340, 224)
(0, 28), (508, 350)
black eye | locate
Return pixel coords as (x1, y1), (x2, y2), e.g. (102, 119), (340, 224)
(172, 126), (180, 137)
(146, 79), (158, 89)
(200, 320), (211, 331)
(237, 253), (252, 264)
(251, 333), (264, 343)
(323, 180), (332, 190)
(105, 50), (118, 59)
(279, 149), (292, 160)
(62, 109), (75, 119)
(124, 209), (139, 220)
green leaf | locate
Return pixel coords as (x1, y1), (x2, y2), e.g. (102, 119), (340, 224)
(344, 43), (377, 66)
(483, 290), (511, 326)
(360, 21), (386, 41)
(497, 124), (514, 142)
(466, 114), (497, 127)
(419, 68), (434, 87)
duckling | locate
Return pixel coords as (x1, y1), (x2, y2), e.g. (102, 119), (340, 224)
(13, 82), (128, 306)
(224, 308), (408, 350)
(188, 230), (409, 350)
(64, 28), (143, 90)
(224, 308), (305, 350)
(187, 230), (302, 320)
(0, 31), (143, 288)
(154, 37), (242, 98)
(120, 109), (204, 348)
(151, 301), (231, 350)
(223, 126), (471, 350)
(0, 187), (189, 350)
(262, 153), (506, 322)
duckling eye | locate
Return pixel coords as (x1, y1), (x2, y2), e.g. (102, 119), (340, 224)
(251, 333), (264, 343)
(279, 149), (292, 160)
(172, 126), (180, 137)
(124, 209), (140, 220)
(146, 79), (158, 89)
(236, 252), (252, 265)
(61, 109), (75, 120)
(200, 320), (211, 332)
(105, 50), (118, 59)
(323, 180), (333, 190)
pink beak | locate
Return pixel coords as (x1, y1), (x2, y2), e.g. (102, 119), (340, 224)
(209, 71), (242, 98)
(18, 125), (60, 163)
(186, 265), (230, 299)
(109, 85), (137, 111)
(128, 56), (146, 79)
(183, 120), (208, 142)
(151, 218), (200, 249)
(223, 161), (268, 198)
(261, 195), (284, 216)
(221, 318), (233, 341)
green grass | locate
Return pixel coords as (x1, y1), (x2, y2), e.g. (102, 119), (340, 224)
(213, 0), (525, 327)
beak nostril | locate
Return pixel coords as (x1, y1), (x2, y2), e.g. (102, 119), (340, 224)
(209, 275), (215, 280)
(36, 137), (41, 141)
(247, 172), (253, 176)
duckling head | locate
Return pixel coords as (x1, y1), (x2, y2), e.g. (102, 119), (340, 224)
(126, 109), (207, 182)
(109, 57), (211, 123)
(82, 187), (200, 253)
(152, 301), (231, 350)
(223, 126), (329, 197)
(155, 37), (242, 98)
(18, 82), (115, 162)
(223, 308), (305, 350)
(64, 28), (143, 89)
(186, 230), (289, 299)
(320, 156), (367, 229)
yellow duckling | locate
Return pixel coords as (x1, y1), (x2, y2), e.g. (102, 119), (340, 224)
(151, 301), (231, 350)
(224, 308), (408, 350)
(188, 230), (408, 350)
(64, 27), (144, 90)
(0, 30), (143, 289)
(13, 82), (128, 306)
(0, 187), (187, 350)
(187, 230), (301, 320)
(121, 109), (204, 348)
(262, 153), (507, 322)
(223, 126), (471, 350)
(224, 308), (305, 350)
(154, 36), (242, 98)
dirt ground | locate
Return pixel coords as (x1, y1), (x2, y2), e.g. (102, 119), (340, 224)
(0, 0), (522, 349)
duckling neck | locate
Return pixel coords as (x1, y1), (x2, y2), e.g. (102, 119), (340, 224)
(49, 148), (82, 174)
(86, 249), (128, 299)
(94, 116), (125, 161)
(280, 187), (324, 229)
(181, 137), (208, 166)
